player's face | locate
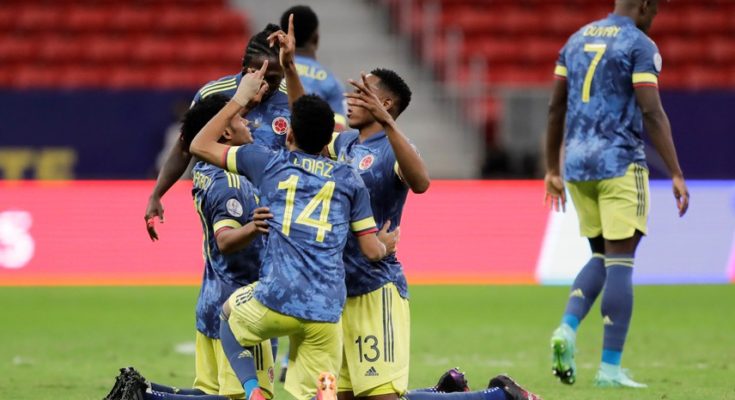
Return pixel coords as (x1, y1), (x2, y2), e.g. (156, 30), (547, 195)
(245, 56), (283, 99)
(347, 75), (387, 129)
(228, 113), (253, 146)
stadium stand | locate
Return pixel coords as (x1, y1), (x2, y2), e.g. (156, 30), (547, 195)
(0, 0), (249, 89)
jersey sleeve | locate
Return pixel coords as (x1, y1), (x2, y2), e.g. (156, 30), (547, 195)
(631, 36), (662, 88)
(349, 172), (378, 236)
(327, 132), (344, 160)
(326, 78), (347, 128)
(209, 175), (254, 235)
(223, 144), (273, 186)
(554, 42), (568, 80)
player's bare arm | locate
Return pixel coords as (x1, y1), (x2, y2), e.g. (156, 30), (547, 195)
(215, 207), (272, 254)
(634, 85), (689, 216)
(377, 219), (400, 255)
(144, 139), (192, 241)
(268, 13), (305, 108)
(346, 73), (430, 193)
(190, 63), (268, 167)
(544, 78), (568, 212)
(357, 232), (388, 262)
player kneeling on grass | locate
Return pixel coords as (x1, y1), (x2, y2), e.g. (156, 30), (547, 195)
(190, 62), (397, 400)
(104, 94), (276, 400)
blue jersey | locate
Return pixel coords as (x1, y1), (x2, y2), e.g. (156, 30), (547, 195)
(225, 144), (378, 322)
(191, 161), (263, 338)
(329, 131), (409, 298)
(192, 73), (291, 151)
(294, 55), (346, 120)
(555, 14), (661, 181)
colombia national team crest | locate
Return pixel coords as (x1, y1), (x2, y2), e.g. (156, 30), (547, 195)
(271, 116), (289, 135)
(359, 154), (375, 170)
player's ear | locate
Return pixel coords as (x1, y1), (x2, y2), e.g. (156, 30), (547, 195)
(222, 127), (233, 141)
(382, 97), (393, 111)
(286, 127), (295, 145)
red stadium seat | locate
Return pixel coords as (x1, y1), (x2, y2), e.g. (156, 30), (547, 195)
(707, 38), (735, 65)
(11, 66), (60, 88)
(82, 36), (135, 64)
(0, 37), (38, 63)
(157, 8), (207, 33)
(108, 67), (153, 88)
(16, 6), (61, 33)
(63, 7), (114, 33)
(680, 66), (729, 89)
(36, 37), (85, 63)
(108, 7), (155, 33)
(59, 66), (107, 88)
(659, 39), (706, 66)
(131, 38), (178, 65)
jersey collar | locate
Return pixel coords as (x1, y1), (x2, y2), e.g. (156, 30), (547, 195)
(358, 130), (386, 145)
(608, 13), (634, 26)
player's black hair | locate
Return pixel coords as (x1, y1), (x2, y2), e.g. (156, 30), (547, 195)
(242, 23), (281, 68)
(280, 5), (319, 48)
(370, 68), (412, 117)
(180, 94), (229, 147)
(291, 94), (335, 154)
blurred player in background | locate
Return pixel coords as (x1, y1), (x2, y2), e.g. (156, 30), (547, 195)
(544, 0), (689, 388)
(189, 62), (397, 400)
(280, 5), (347, 132)
(145, 23), (289, 241)
(106, 94), (275, 400)
(330, 72), (540, 400)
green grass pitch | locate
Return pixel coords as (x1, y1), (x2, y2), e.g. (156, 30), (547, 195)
(1, 285), (733, 399)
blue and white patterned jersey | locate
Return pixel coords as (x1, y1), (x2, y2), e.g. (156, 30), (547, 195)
(192, 72), (291, 151)
(555, 14), (661, 181)
(329, 130), (409, 299)
(295, 55), (346, 121)
(191, 161), (263, 338)
(225, 144), (378, 322)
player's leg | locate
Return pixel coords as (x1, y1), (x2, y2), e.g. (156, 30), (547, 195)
(283, 319), (342, 400)
(215, 338), (275, 400)
(594, 163), (649, 388)
(550, 180), (602, 384)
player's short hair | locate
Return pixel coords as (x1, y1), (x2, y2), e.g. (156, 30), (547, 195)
(180, 94), (229, 147)
(291, 94), (335, 154)
(371, 68), (412, 117)
(242, 23), (281, 68)
(280, 5), (319, 48)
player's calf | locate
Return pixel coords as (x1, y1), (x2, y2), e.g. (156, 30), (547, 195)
(488, 375), (542, 400)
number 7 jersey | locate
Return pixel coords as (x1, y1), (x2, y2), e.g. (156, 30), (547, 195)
(225, 144), (378, 323)
(555, 13), (661, 182)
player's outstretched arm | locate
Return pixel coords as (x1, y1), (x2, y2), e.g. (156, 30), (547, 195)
(635, 86), (689, 216)
(215, 207), (272, 254)
(544, 78), (568, 212)
(144, 139), (193, 241)
(346, 74), (430, 193)
(190, 62), (268, 168)
(268, 13), (305, 108)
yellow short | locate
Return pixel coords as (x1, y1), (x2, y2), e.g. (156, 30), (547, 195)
(567, 163), (650, 240)
(338, 283), (410, 397)
(193, 332), (274, 399)
(227, 284), (342, 400)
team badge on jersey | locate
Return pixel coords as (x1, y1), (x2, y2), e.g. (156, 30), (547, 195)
(226, 199), (243, 217)
(272, 116), (289, 135)
(359, 154), (375, 170)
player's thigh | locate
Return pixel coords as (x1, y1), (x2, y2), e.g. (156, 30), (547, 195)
(284, 319), (342, 400)
(227, 283), (300, 345)
(340, 283), (410, 397)
(566, 180), (602, 238)
(193, 331), (220, 395)
(598, 163), (649, 241)
(214, 338), (275, 399)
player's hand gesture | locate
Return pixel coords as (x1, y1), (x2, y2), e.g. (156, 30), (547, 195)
(233, 60), (268, 107)
(672, 174), (689, 217)
(377, 220), (400, 255)
(145, 195), (164, 241)
(252, 207), (273, 234)
(544, 172), (566, 212)
(345, 73), (395, 127)
(267, 13), (296, 70)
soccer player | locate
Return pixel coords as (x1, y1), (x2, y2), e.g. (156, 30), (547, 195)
(190, 62), (398, 400)
(544, 0), (689, 388)
(145, 23), (290, 241)
(330, 73), (540, 400)
(105, 94), (275, 400)
(279, 5), (347, 131)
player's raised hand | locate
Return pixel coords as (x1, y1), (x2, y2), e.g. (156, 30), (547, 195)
(377, 220), (400, 255)
(672, 175), (689, 217)
(267, 13), (296, 69)
(252, 207), (273, 234)
(233, 60), (268, 107)
(144, 196), (164, 241)
(345, 73), (395, 127)
(544, 173), (566, 212)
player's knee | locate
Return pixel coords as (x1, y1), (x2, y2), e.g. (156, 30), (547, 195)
(221, 300), (231, 320)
